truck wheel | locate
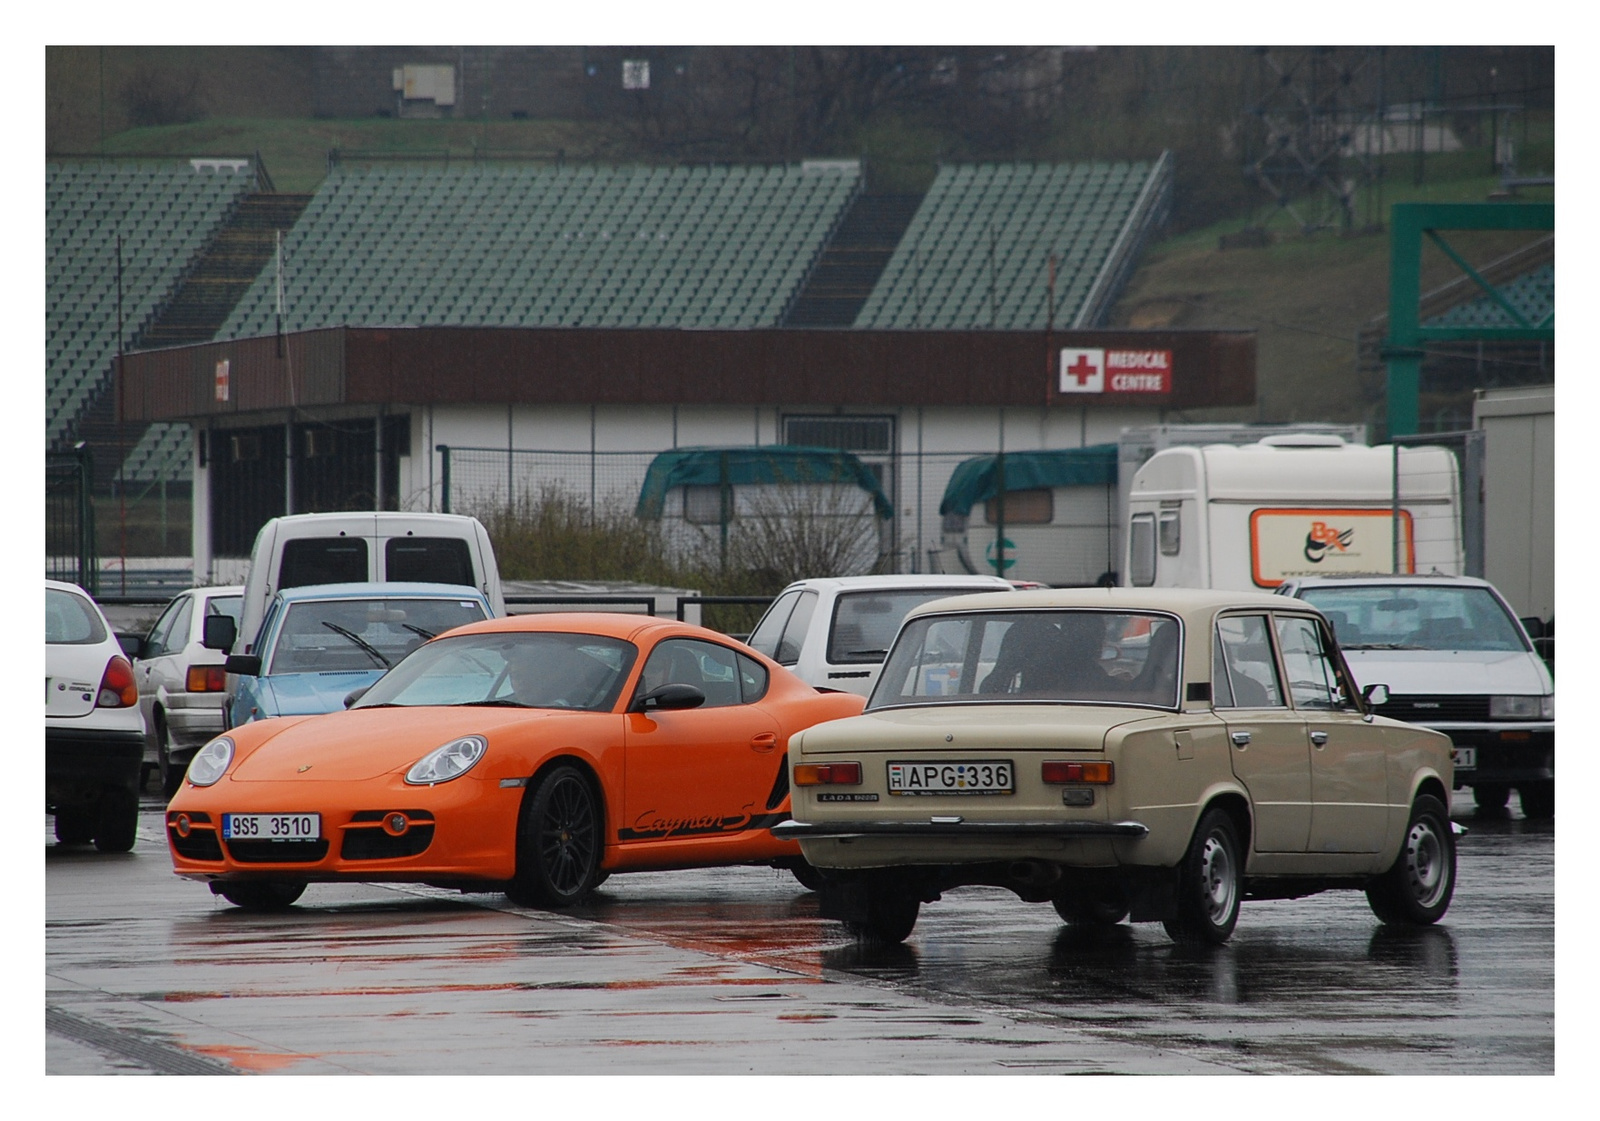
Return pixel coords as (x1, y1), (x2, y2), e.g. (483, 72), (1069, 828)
(1518, 783), (1554, 820)
(1472, 784), (1510, 812)
(845, 894), (920, 945)
(92, 788), (139, 853)
(1163, 808), (1242, 945)
(1366, 794), (1455, 925)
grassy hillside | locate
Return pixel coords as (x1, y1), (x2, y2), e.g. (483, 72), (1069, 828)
(1110, 159), (1553, 434)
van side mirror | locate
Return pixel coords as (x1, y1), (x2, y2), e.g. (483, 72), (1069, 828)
(1363, 683), (1390, 707)
(202, 615), (238, 652)
(224, 654), (262, 677)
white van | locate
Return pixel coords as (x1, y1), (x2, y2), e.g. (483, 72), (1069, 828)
(225, 512), (504, 657)
(1124, 435), (1463, 591)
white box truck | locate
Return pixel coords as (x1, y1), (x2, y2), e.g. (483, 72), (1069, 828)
(1124, 434), (1463, 590)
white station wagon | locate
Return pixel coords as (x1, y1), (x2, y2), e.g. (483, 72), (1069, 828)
(774, 588), (1457, 945)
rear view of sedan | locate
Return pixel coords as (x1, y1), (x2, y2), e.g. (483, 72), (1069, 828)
(167, 613), (864, 910)
(47, 580), (146, 851)
(776, 588), (1458, 945)
(131, 584), (243, 796)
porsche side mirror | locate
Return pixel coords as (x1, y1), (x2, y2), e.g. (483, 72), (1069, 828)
(630, 683), (706, 713)
(224, 654), (262, 677)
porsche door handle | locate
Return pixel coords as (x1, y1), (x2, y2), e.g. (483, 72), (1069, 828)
(750, 732), (778, 753)
(1310, 731), (1329, 746)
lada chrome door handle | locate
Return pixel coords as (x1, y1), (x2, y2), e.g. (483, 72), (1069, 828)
(1310, 730), (1329, 746)
(1231, 731), (1252, 746)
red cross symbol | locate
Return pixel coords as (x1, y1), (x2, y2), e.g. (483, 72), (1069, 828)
(1066, 353), (1099, 386)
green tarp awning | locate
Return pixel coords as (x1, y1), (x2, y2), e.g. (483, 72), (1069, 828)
(939, 445), (1118, 517)
(636, 446), (894, 520)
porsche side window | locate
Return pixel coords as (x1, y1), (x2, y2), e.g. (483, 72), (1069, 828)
(640, 639), (744, 708)
(1214, 614), (1283, 708)
(736, 652), (770, 704)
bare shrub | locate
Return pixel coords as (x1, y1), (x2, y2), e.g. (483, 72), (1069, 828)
(722, 484), (888, 586)
(473, 484), (678, 584)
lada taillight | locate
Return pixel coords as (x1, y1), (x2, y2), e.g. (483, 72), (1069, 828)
(1041, 761), (1114, 784)
(186, 665), (227, 692)
(794, 762), (863, 786)
(96, 656), (138, 708)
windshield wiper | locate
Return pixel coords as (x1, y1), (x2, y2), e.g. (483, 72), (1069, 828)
(321, 621), (391, 668)
(401, 623), (437, 641)
(1344, 642), (1425, 650)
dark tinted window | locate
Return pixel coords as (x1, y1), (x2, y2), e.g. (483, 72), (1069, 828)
(279, 538), (368, 590)
(386, 537), (475, 586)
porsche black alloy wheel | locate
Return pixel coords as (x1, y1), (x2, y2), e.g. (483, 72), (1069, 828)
(511, 765), (603, 908)
(217, 880), (307, 910)
(1366, 794), (1455, 925)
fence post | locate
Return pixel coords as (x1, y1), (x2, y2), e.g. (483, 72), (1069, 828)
(437, 445), (452, 514)
(994, 451), (1007, 576)
(79, 444), (97, 594)
(718, 450), (731, 575)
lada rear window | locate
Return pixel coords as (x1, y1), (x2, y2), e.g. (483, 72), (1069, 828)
(869, 609), (1180, 710)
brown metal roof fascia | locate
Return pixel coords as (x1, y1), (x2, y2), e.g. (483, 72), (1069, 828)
(118, 330), (349, 422)
(121, 326), (1256, 420)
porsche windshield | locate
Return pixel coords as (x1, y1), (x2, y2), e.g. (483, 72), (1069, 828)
(868, 610), (1181, 710)
(352, 631), (638, 712)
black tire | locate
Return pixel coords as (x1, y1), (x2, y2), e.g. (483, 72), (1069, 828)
(53, 809), (94, 845)
(1163, 807), (1242, 945)
(1518, 782), (1554, 820)
(92, 788), (139, 853)
(1472, 784), (1510, 812)
(508, 764), (603, 908)
(1366, 794), (1455, 925)
(218, 880), (307, 910)
(157, 716), (186, 799)
(789, 858), (825, 892)
(844, 893), (920, 945)
(1052, 887), (1130, 927)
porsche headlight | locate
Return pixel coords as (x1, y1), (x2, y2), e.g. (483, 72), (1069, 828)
(405, 735), (487, 785)
(187, 737), (235, 787)
(1489, 695), (1551, 720)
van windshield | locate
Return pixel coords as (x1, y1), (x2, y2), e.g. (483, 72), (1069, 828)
(1298, 585), (1526, 652)
(869, 610), (1181, 710)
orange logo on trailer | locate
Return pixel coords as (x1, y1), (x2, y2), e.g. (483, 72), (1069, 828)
(1304, 521), (1356, 563)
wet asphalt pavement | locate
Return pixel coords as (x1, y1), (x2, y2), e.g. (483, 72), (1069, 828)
(45, 789), (1553, 1076)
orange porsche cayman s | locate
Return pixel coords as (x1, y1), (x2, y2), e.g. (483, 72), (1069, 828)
(167, 613), (865, 910)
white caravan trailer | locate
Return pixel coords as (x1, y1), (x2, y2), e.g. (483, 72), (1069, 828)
(1123, 434), (1463, 591)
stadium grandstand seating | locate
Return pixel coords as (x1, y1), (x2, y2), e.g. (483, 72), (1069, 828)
(46, 160), (256, 475)
(1425, 263), (1553, 329)
(216, 160), (863, 338)
(854, 159), (1170, 330)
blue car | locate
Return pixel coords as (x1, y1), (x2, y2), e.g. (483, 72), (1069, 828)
(224, 583), (495, 727)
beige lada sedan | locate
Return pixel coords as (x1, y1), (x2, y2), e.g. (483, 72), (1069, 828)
(772, 588), (1457, 945)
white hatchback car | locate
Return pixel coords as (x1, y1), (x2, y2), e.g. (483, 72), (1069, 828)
(130, 585), (243, 796)
(743, 575), (1015, 696)
(46, 579), (146, 851)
